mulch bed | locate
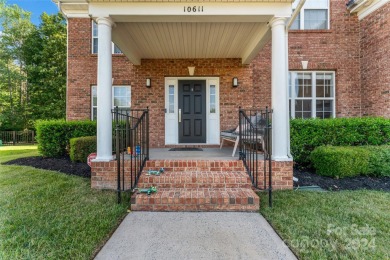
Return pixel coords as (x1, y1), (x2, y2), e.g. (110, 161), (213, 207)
(294, 168), (390, 191)
(3, 156), (390, 191)
(3, 156), (91, 178)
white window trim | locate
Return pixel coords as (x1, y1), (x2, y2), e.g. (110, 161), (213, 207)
(291, 0), (330, 30)
(91, 85), (131, 120)
(289, 71), (336, 119)
(92, 21), (122, 54)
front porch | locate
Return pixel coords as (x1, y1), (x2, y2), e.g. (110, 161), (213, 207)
(90, 107), (292, 211)
(150, 147), (239, 160)
(91, 147), (293, 212)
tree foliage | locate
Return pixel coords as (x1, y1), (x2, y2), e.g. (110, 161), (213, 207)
(0, 1), (66, 130)
(0, 1), (33, 130)
(23, 12), (67, 123)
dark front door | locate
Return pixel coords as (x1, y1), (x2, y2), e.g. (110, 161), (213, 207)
(178, 80), (206, 143)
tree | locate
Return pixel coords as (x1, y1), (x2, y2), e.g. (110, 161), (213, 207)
(0, 1), (34, 130)
(0, 1), (66, 130)
(23, 12), (67, 123)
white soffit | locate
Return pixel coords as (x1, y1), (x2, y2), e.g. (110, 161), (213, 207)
(112, 21), (270, 65)
(56, 1), (292, 64)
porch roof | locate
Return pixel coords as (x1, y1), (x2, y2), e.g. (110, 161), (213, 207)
(55, 0), (293, 65)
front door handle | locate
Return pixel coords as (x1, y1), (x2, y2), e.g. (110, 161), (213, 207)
(179, 109), (182, 123)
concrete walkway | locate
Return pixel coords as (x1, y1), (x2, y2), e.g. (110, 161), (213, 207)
(95, 212), (297, 260)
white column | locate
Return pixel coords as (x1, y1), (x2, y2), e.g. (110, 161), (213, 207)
(96, 17), (114, 161)
(270, 17), (291, 161)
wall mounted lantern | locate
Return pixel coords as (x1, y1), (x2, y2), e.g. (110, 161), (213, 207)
(232, 77), (238, 87)
(146, 78), (151, 88)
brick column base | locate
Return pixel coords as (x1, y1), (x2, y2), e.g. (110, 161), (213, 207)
(256, 160), (293, 190)
(91, 160), (133, 190)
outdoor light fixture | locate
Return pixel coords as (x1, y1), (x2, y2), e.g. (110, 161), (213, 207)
(232, 77), (238, 87)
(146, 78), (151, 88)
(188, 66), (195, 76)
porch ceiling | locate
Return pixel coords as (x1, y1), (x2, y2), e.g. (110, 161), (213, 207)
(55, 0), (292, 65)
(112, 20), (270, 65)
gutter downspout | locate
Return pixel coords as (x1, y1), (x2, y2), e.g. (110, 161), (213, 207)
(285, 0), (306, 158)
(287, 0), (306, 30)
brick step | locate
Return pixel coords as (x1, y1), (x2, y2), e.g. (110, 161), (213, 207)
(137, 171), (252, 189)
(144, 160), (245, 172)
(130, 188), (259, 212)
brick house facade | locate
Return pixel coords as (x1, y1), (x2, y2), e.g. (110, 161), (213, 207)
(67, 1), (389, 147)
(57, 0), (389, 195)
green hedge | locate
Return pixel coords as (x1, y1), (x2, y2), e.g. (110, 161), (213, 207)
(366, 146), (390, 177)
(311, 145), (390, 178)
(291, 118), (390, 166)
(70, 136), (97, 163)
(35, 120), (96, 157)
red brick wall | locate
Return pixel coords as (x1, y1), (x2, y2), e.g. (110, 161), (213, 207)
(67, 18), (134, 120)
(68, 18), (255, 147)
(288, 0), (361, 117)
(360, 2), (390, 118)
(67, 0), (366, 147)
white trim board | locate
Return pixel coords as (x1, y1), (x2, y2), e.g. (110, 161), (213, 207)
(164, 77), (220, 145)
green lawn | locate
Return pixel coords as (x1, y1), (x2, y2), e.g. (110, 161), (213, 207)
(260, 190), (390, 260)
(0, 145), (40, 163)
(0, 146), (129, 259)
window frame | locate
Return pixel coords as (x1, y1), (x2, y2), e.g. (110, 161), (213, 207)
(289, 71), (336, 119)
(91, 85), (131, 120)
(91, 21), (123, 54)
(290, 0), (330, 30)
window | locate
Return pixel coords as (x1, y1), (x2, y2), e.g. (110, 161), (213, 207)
(210, 85), (216, 113)
(290, 0), (329, 30)
(289, 71), (335, 119)
(92, 21), (123, 54)
(91, 86), (131, 120)
(168, 85), (175, 113)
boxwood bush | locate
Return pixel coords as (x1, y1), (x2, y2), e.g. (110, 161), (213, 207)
(311, 145), (390, 178)
(35, 120), (96, 157)
(70, 136), (97, 163)
(291, 117), (390, 166)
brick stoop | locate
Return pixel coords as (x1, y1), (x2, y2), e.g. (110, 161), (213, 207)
(130, 160), (259, 212)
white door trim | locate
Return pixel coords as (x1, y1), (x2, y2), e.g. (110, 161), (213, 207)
(165, 77), (220, 145)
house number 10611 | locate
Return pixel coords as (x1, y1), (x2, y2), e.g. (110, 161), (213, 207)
(184, 6), (204, 13)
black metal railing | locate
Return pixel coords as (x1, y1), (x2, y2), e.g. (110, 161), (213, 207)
(112, 107), (149, 203)
(0, 130), (35, 146)
(239, 107), (273, 207)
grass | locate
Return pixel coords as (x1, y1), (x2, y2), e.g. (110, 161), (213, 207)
(0, 145), (40, 163)
(0, 146), (129, 259)
(260, 190), (390, 260)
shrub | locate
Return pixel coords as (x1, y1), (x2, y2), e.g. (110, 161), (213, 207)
(310, 146), (370, 178)
(311, 145), (390, 178)
(291, 117), (390, 166)
(366, 146), (390, 177)
(70, 136), (96, 163)
(35, 120), (96, 157)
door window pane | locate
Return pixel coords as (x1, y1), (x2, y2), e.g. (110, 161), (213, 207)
(168, 85), (174, 113)
(210, 85), (216, 113)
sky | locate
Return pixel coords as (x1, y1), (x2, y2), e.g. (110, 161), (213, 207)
(7, 0), (59, 25)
